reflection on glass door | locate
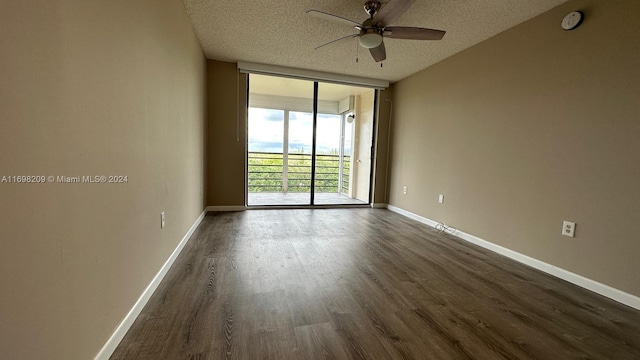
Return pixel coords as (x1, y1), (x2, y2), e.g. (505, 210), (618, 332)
(247, 74), (375, 206)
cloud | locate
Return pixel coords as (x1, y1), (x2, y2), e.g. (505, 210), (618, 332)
(249, 108), (284, 122)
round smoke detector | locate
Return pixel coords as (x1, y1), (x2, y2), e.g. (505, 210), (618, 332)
(561, 11), (583, 31)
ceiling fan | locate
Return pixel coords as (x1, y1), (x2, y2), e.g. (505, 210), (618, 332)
(307, 0), (446, 63)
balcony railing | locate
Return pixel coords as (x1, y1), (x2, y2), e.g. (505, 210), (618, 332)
(248, 152), (350, 193)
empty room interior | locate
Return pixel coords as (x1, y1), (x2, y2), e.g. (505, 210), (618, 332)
(2, 1), (640, 359)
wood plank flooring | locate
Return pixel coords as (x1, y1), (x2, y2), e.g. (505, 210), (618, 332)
(110, 209), (640, 360)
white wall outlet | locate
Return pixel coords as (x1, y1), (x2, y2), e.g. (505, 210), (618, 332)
(562, 221), (575, 237)
(438, 194), (444, 204)
(402, 186), (408, 195)
(161, 212), (165, 229)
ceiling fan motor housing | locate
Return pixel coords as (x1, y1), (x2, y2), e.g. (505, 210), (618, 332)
(363, 1), (381, 17)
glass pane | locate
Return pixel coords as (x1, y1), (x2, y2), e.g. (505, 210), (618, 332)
(248, 108), (284, 194)
(247, 74), (313, 205)
(315, 113), (342, 194)
(315, 83), (374, 205)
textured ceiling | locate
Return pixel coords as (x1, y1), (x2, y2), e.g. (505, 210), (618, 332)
(182, 0), (568, 83)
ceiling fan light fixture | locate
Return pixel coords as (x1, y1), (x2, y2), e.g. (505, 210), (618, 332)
(359, 29), (383, 48)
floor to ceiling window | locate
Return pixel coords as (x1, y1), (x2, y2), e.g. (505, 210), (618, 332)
(247, 74), (376, 206)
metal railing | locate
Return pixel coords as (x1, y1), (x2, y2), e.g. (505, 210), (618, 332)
(248, 152), (350, 193)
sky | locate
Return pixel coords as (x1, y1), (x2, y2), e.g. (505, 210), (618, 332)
(248, 108), (352, 155)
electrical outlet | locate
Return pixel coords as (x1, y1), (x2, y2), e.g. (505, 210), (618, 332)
(438, 194), (444, 204)
(402, 186), (408, 195)
(562, 221), (575, 237)
(161, 212), (165, 229)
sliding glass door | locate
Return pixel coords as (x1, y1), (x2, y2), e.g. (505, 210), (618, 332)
(247, 74), (375, 206)
(247, 75), (313, 205)
(314, 83), (375, 205)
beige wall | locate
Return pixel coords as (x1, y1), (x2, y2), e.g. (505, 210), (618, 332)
(389, 0), (640, 296)
(0, 1), (206, 359)
(206, 61), (247, 206)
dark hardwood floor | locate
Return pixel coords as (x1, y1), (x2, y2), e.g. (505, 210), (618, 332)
(110, 209), (640, 359)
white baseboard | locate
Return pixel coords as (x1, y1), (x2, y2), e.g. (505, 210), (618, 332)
(371, 203), (388, 209)
(387, 205), (439, 227)
(386, 205), (640, 311)
(206, 205), (246, 212)
(94, 210), (207, 360)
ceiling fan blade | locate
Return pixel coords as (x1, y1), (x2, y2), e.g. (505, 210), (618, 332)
(369, 42), (386, 62)
(306, 9), (361, 28)
(372, 0), (416, 27)
(383, 26), (446, 40)
(314, 33), (359, 50)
